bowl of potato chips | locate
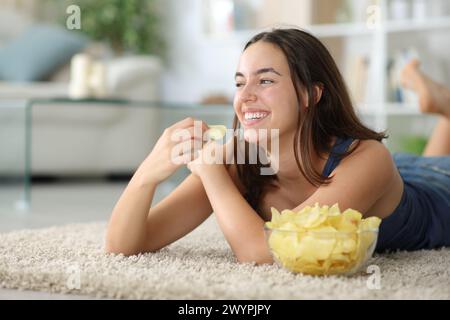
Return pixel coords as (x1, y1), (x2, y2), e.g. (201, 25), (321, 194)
(264, 203), (381, 276)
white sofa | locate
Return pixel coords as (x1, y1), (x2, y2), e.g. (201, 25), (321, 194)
(0, 7), (163, 177)
(0, 66), (164, 177)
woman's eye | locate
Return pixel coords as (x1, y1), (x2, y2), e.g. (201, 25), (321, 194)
(235, 80), (273, 88)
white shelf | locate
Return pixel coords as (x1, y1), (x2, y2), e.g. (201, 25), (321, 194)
(206, 23), (373, 42)
(206, 15), (450, 43)
(305, 22), (373, 37)
(202, 1), (449, 130)
(385, 16), (450, 33)
(307, 16), (450, 38)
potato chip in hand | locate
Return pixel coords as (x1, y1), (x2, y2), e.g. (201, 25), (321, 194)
(207, 125), (227, 141)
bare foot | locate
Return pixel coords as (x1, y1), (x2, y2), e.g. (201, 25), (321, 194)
(400, 59), (450, 118)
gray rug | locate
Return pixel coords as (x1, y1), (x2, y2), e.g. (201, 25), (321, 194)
(1, 216), (449, 299)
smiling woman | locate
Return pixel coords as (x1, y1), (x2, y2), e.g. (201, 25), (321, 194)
(230, 29), (389, 216)
(105, 28), (450, 264)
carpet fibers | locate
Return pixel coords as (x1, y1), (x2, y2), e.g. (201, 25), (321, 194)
(1, 217), (449, 299)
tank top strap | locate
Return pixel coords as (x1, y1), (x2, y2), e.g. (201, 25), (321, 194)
(322, 137), (355, 177)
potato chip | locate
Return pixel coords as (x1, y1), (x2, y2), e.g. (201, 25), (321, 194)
(207, 125), (227, 140)
(265, 203), (381, 276)
(297, 234), (336, 261)
(294, 207), (327, 229)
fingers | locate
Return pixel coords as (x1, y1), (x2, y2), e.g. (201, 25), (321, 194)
(172, 117), (209, 131)
(174, 139), (229, 165)
(172, 153), (193, 165)
(168, 118), (210, 142)
(177, 126), (205, 142)
(173, 139), (202, 163)
(179, 139), (202, 154)
(171, 117), (195, 129)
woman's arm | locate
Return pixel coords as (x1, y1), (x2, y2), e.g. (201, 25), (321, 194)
(106, 117), (212, 256)
(105, 164), (158, 255)
(106, 164), (214, 256)
(199, 165), (273, 265)
(189, 140), (394, 264)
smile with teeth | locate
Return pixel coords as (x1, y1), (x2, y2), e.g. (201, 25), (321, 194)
(244, 112), (269, 121)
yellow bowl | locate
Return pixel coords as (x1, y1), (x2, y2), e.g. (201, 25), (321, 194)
(264, 225), (378, 276)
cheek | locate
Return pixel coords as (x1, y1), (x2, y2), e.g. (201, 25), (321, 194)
(260, 86), (281, 103)
(271, 111), (297, 135)
(263, 84), (298, 110)
(267, 92), (298, 126)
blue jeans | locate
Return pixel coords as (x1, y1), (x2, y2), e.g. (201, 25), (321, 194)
(375, 153), (450, 252)
(393, 153), (450, 207)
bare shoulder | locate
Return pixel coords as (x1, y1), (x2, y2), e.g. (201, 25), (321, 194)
(292, 138), (401, 218)
(337, 139), (395, 178)
(322, 138), (398, 214)
(345, 139), (392, 164)
(338, 139), (398, 197)
(350, 138), (389, 154)
(339, 139), (403, 218)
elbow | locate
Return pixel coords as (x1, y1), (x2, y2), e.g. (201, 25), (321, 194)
(104, 224), (148, 256)
(104, 236), (161, 256)
(104, 242), (138, 257)
(104, 237), (144, 256)
(237, 255), (274, 266)
(236, 247), (275, 266)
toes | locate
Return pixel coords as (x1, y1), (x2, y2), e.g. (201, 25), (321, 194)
(400, 59), (423, 90)
(409, 59), (421, 69)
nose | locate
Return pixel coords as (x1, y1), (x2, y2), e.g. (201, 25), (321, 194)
(239, 83), (257, 103)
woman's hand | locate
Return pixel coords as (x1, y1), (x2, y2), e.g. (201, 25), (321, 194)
(187, 134), (235, 179)
(139, 117), (209, 184)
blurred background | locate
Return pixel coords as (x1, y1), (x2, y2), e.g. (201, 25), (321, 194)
(0, 0), (449, 229)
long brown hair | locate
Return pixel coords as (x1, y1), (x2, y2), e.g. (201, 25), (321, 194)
(229, 28), (388, 216)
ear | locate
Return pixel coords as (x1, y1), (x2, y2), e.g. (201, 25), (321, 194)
(313, 83), (324, 105)
(303, 84), (324, 108)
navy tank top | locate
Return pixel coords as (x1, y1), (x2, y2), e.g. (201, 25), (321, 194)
(322, 137), (450, 253)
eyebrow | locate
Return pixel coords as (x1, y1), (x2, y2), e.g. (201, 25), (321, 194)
(235, 67), (282, 79)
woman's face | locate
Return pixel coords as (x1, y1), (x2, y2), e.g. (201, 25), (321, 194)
(234, 41), (301, 144)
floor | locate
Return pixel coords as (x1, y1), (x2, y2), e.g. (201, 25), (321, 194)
(0, 179), (176, 299)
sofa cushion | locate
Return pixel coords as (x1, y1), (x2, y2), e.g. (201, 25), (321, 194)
(0, 24), (88, 82)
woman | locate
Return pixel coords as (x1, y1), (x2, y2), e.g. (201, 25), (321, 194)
(105, 29), (450, 263)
